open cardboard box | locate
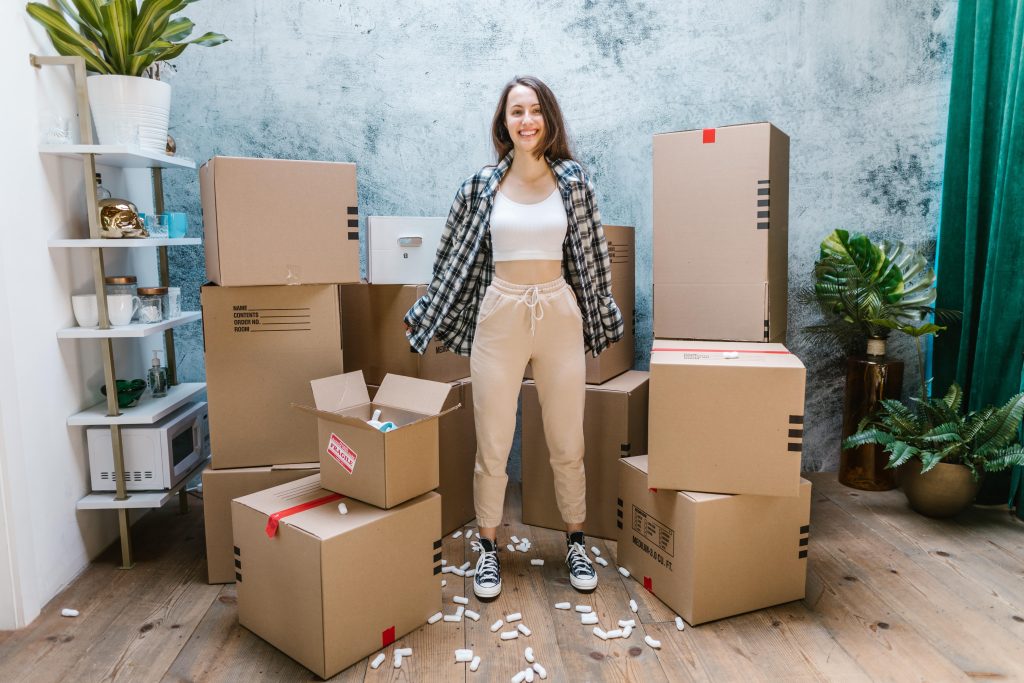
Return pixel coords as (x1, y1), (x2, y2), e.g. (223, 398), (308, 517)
(293, 371), (457, 509)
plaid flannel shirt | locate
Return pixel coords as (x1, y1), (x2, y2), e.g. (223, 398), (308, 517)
(404, 150), (624, 357)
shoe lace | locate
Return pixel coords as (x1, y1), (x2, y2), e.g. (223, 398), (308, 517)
(567, 542), (595, 577)
(471, 540), (501, 584)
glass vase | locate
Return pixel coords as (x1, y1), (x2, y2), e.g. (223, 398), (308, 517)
(839, 344), (904, 491)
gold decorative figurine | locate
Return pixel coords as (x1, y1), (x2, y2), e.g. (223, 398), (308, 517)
(98, 198), (149, 238)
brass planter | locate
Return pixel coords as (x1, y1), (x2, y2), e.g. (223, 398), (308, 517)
(839, 342), (904, 491)
(901, 461), (981, 518)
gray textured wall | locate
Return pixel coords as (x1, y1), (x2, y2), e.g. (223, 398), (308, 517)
(167, 0), (957, 472)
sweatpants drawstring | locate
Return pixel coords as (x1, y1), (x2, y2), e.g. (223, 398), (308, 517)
(519, 286), (545, 335)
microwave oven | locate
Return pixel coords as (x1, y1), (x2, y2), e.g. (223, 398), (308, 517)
(87, 401), (209, 492)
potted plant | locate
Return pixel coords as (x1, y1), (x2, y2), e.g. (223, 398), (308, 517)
(26, 0), (228, 153)
(843, 383), (1024, 517)
(802, 229), (953, 491)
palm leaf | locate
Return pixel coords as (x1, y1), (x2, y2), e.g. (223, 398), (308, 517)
(26, 3), (112, 73)
(97, 0), (134, 74)
(973, 393), (1024, 452)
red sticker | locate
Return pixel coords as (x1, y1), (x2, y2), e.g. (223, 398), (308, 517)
(643, 576), (654, 593)
(702, 128), (716, 144)
(327, 433), (357, 474)
(648, 488), (658, 493)
(382, 625), (396, 647)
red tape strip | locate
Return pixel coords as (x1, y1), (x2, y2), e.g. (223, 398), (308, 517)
(264, 492), (344, 538)
(652, 347), (792, 355)
(702, 128), (716, 143)
(643, 576), (654, 593)
(382, 625), (396, 647)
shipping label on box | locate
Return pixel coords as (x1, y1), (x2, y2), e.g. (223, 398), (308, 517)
(202, 284), (343, 469)
(293, 371), (455, 508)
(233, 475), (441, 679)
(521, 370), (649, 539)
(616, 456), (810, 625)
(647, 339), (805, 497)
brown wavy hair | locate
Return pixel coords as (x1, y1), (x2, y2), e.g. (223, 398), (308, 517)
(491, 76), (576, 162)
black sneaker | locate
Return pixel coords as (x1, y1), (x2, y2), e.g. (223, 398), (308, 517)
(566, 531), (598, 591)
(471, 538), (502, 598)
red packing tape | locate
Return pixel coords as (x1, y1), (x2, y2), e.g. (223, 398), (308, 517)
(643, 576), (654, 593)
(264, 492), (344, 538)
(382, 625), (396, 647)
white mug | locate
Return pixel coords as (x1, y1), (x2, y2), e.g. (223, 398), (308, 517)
(71, 294), (98, 327)
(106, 294), (140, 326)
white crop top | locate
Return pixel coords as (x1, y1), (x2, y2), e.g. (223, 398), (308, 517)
(490, 188), (568, 261)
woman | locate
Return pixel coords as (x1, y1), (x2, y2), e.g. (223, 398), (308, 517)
(405, 75), (623, 598)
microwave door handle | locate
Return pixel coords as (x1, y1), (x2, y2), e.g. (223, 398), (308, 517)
(193, 423), (201, 453)
(397, 235), (423, 248)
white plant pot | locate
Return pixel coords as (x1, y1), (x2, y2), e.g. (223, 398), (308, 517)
(86, 75), (171, 154)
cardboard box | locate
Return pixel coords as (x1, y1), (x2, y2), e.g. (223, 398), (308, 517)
(201, 284), (343, 469)
(647, 340), (805, 496)
(653, 123), (789, 342)
(201, 462), (319, 583)
(339, 284), (470, 386)
(616, 456), (810, 625)
(370, 380), (477, 535)
(294, 371), (452, 508)
(521, 370), (649, 539)
(233, 475), (441, 679)
(200, 156), (360, 286)
(525, 224), (635, 384)
(367, 216), (445, 284)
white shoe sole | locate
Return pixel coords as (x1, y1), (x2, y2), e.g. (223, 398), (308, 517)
(570, 574), (598, 591)
(474, 581), (502, 599)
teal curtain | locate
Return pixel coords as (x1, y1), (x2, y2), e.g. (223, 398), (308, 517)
(933, 0), (1024, 509)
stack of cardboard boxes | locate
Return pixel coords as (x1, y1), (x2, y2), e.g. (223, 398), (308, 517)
(615, 123), (813, 626)
(198, 160), (453, 678)
(520, 225), (651, 540)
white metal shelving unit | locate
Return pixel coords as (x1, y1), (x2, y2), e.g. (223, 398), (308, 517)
(33, 53), (205, 569)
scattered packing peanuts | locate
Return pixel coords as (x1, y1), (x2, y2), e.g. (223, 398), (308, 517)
(622, 624), (633, 638)
(442, 566), (455, 574)
(428, 611), (443, 624)
(452, 568), (466, 577)
(530, 559), (544, 566)
(645, 635), (662, 649)
(453, 530), (463, 538)
(470, 655), (481, 672)
(394, 652), (403, 668)
(533, 662), (548, 679)
(581, 612), (599, 625)
(511, 535), (520, 544)
(512, 670), (527, 683)
(441, 559), (447, 565)
(606, 628), (623, 639)
(591, 546), (601, 556)
(525, 647), (535, 663)
(618, 619), (636, 628)
(459, 561), (471, 571)
(442, 579), (447, 587)
(456, 606), (465, 618)
(516, 542), (530, 552)
(396, 647), (412, 657)
(490, 619), (504, 632)
(575, 605), (592, 613)
(506, 612), (522, 622)
(337, 503), (348, 515)
(465, 609), (481, 621)
(618, 566), (631, 578)
(593, 626), (608, 640)
(455, 649), (474, 662)
(444, 614), (462, 622)
(500, 630), (520, 640)
(676, 616), (686, 630)
(594, 556), (608, 567)
(454, 595), (469, 605)
(629, 599), (638, 613)
(370, 653), (386, 669)
(517, 623), (532, 636)
(507, 544), (517, 553)
(466, 569), (477, 577)
(554, 602), (571, 610)
(525, 667), (535, 682)
(60, 608), (79, 617)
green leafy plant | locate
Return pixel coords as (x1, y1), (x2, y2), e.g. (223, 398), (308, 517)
(801, 229), (956, 355)
(26, 0), (228, 78)
(842, 383), (1024, 481)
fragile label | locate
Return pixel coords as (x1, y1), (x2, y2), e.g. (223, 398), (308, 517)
(327, 433), (357, 474)
(632, 506), (675, 558)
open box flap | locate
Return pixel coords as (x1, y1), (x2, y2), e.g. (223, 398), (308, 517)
(310, 371), (370, 412)
(373, 373), (452, 415)
(291, 403), (381, 431)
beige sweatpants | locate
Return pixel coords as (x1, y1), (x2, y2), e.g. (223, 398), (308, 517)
(471, 276), (586, 529)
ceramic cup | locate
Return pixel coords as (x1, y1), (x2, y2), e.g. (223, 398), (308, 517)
(107, 294), (140, 326)
(71, 294), (98, 327)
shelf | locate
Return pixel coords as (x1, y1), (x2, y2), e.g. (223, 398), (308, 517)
(49, 237), (202, 248)
(68, 382), (206, 426)
(57, 311), (202, 339)
(39, 144), (197, 170)
(77, 457), (209, 510)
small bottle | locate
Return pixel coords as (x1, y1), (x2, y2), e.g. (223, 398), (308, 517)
(95, 173), (111, 201)
(147, 350), (168, 398)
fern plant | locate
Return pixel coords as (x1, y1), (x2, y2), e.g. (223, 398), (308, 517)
(26, 0), (228, 78)
(842, 383), (1024, 481)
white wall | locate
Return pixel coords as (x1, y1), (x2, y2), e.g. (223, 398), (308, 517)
(0, 7), (160, 630)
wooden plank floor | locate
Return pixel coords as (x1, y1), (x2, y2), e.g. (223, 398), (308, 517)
(2, 474), (1023, 682)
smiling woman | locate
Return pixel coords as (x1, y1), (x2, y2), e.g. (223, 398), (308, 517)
(403, 75), (624, 600)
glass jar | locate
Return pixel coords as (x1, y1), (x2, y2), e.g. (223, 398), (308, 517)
(137, 286), (167, 324)
(104, 275), (137, 297)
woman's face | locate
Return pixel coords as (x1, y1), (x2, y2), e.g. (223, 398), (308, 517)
(504, 84), (545, 156)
